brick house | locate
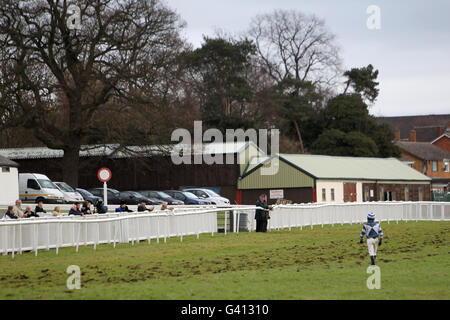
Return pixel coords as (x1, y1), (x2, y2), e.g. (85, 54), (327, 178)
(395, 130), (450, 192)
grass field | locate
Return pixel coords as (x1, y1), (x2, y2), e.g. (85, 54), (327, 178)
(0, 221), (448, 300)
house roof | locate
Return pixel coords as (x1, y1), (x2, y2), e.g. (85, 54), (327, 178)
(0, 155), (19, 167)
(431, 132), (450, 144)
(0, 142), (262, 160)
(395, 141), (450, 160)
(242, 154), (431, 182)
(376, 114), (450, 142)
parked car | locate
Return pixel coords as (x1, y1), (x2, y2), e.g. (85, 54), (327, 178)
(53, 182), (84, 203)
(76, 188), (103, 206)
(87, 187), (122, 204)
(121, 191), (163, 205)
(182, 188), (230, 205)
(19, 173), (64, 204)
(139, 190), (184, 205)
(163, 190), (212, 205)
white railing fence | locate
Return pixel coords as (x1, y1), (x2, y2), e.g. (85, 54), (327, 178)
(231, 201), (450, 233)
(0, 209), (217, 258)
(1, 201), (449, 258)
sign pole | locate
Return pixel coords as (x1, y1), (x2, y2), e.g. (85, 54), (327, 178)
(103, 181), (108, 206)
(98, 167), (112, 208)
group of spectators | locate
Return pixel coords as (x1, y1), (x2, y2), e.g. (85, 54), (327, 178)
(1, 200), (62, 219)
(2, 199), (173, 219)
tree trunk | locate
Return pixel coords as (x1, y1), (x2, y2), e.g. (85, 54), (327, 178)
(293, 119), (305, 153)
(62, 145), (81, 187)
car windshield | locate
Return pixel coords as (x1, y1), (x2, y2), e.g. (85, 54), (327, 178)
(38, 179), (57, 189)
(109, 189), (119, 194)
(56, 182), (75, 192)
(205, 189), (220, 197)
(157, 192), (172, 199)
(184, 192), (199, 199)
(79, 189), (93, 197)
(130, 192), (142, 197)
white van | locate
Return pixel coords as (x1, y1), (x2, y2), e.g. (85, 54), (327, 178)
(53, 181), (84, 203)
(19, 173), (65, 204)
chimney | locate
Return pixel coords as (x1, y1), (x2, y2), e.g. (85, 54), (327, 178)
(394, 130), (400, 141)
(410, 130), (416, 142)
(436, 126), (442, 138)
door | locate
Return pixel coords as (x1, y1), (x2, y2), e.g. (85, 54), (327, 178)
(343, 183), (357, 202)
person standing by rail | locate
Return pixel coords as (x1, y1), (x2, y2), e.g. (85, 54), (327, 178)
(255, 194), (272, 232)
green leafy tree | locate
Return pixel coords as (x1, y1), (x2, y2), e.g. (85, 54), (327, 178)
(343, 64), (379, 103)
(311, 129), (379, 157)
(183, 37), (256, 129)
(277, 78), (322, 153)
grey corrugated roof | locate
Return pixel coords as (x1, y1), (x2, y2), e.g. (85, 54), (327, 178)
(0, 142), (261, 160)
(243, 154), (431, 181)
(0, 155), (19, 167)
(395, 141), (450, 160)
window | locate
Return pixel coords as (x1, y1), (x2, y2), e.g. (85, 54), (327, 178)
(432, 161), (438, 172)
(422, 160), (427, 172)
(331, 189), (335, 201)
(364, 186), (370, 202)
(1, 167), (10, 173)
(322, 188), (326, 201)
(418, 187), (424, 201)
(27, 179), (40, 190)
(444, 160), (449, 172)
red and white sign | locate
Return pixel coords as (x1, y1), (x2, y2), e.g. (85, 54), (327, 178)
(97, 168), (112, 183)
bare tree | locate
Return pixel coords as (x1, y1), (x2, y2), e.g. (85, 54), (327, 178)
(0, 0), (185, 186)
(248, 9), (342, 88)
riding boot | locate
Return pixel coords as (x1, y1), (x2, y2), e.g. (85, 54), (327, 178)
(370, 256), (375, 266)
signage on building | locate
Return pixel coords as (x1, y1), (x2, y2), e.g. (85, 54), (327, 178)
(270, 189), (284, 199)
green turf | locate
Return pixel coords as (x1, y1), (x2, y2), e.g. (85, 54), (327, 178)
(0, 221), (448, 299)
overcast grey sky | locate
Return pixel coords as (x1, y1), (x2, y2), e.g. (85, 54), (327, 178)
(165, 0), (450, 117)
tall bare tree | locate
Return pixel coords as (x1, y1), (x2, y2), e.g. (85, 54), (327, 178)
(247, 9), (341, 151)
(0, 0), (185, 186)
(248, 9), (342, 87)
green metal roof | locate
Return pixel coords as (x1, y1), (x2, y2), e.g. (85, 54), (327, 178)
(278, 154), (431, 181)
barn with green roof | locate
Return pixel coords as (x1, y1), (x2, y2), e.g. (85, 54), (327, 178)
(237, 154), (431, 204)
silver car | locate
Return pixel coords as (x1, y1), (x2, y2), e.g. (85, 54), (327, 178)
(183, 188), (230, 205)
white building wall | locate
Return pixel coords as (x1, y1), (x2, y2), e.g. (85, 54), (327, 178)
(316, 180), (344, 203)
(0, 167), (19, 206)
(316, 180), (363, 203)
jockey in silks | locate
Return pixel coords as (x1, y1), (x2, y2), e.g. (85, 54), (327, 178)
(360, 212), (384, 266)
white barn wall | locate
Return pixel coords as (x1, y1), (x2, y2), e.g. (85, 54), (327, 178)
(316, 180), (343, 203)
(0, 167), (19, 206)
(316, 180), (363, 203)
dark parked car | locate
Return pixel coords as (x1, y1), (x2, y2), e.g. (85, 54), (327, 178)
(163, 190), (212, 205)
(139, 190), (184, 205)
(87, 188), (122, 204)
(121, 191), (163, 205)
(76, 188), (102, 206)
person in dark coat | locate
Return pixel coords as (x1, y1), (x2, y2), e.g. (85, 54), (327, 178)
(23, 206), (39, 218)
(81, 200), (92, 215)
(137, 200), (154, 212)
(34, 201), (47, 215)
(115, 201), (133, 213)
(69, 203), (83, 216)
(4, 206), (18, 219)
(255, 194), (272, 232)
